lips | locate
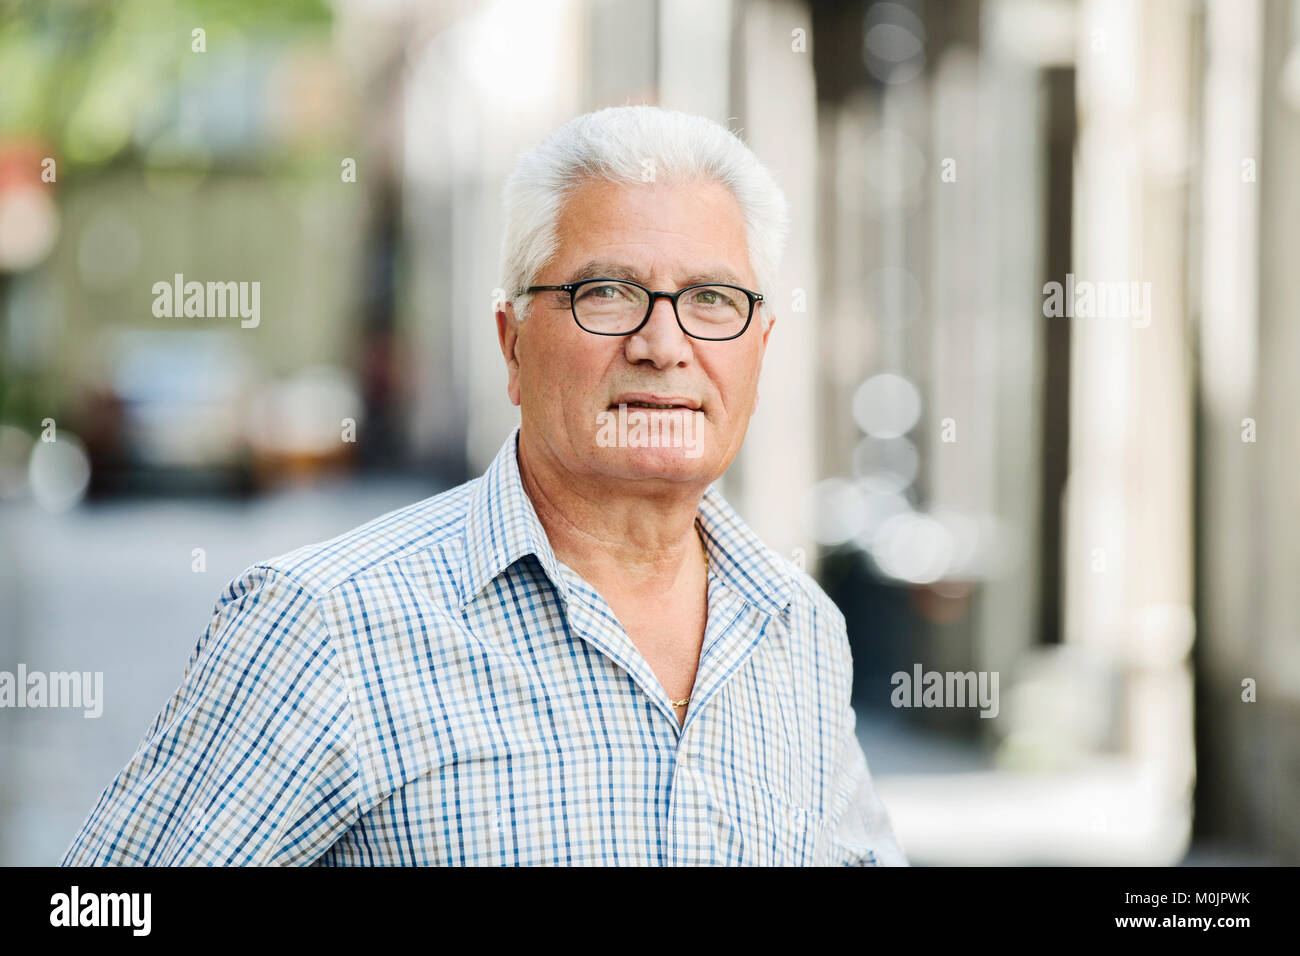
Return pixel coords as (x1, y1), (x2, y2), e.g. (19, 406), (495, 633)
(610, 392), (701, 411)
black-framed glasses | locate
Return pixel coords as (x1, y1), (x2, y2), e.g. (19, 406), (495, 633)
(525, 277), (763, 341)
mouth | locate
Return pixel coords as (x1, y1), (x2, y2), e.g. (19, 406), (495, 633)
(609, 393), (702, 411)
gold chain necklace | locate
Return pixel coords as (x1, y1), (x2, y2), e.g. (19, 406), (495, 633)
(670, 523), (708, 710)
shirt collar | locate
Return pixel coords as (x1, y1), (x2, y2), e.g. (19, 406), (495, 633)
(459, 425), (570, 609)
(459, 425), (795, 617)
(695, 481), (795, 617)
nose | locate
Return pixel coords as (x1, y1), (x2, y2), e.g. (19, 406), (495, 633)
(624, 294), (692, 368)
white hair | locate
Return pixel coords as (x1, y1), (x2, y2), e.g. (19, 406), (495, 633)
(498, 105), (789, 328)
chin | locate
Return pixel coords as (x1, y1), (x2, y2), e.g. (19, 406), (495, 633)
(594, 445), (709, 483)
(589, 405), (713, 480)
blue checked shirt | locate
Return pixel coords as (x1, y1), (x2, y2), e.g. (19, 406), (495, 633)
(62, 426), (906, 866)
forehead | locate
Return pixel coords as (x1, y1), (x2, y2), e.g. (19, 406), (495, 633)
(549, 178), (753, 286)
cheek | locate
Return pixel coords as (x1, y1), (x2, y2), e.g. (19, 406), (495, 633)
(709, 355), (763, 417)
(522, 338), (608, 416)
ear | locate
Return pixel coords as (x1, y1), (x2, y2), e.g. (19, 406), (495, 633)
(496, 300), (522, 407)
(753, 311), (775, 411)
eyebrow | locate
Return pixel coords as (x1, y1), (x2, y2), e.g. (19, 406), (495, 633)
(567, 258), (747, 288)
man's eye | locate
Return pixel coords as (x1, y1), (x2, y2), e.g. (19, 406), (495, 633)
(691, 289), (734, 307)
(579, 284), (621, 300)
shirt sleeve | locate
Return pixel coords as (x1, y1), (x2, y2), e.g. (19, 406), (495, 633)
(829, 702), (909, 866)
(60, 566), (363, 866)
(818, 593), (908, 867)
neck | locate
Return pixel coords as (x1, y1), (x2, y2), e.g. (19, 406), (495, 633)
(516, 429), (709, 602)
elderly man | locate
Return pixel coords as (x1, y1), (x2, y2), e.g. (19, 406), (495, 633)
(61, 105), (906, 867)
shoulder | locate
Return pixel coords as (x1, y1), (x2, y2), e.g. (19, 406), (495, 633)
(781, 556), (852, 664)
(786, 561), (848, 634)
(241, 477), (481, 601)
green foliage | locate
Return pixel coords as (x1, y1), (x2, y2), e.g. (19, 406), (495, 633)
(0, 0), (332, 166)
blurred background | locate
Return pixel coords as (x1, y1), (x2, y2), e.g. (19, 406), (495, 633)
(1, 0), (1295, 866)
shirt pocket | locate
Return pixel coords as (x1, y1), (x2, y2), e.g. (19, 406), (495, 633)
(750, 785), (852, 866)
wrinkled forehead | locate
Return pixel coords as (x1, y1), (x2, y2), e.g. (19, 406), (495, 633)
(560, 257), (750, 289)
(550, 178), (755, 286)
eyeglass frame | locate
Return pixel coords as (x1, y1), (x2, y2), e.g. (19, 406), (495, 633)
(523, 277), (764, 342)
